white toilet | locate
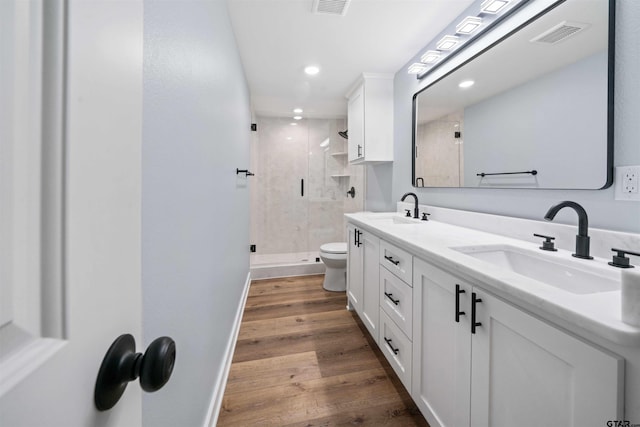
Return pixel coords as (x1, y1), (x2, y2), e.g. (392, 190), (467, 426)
(319, 242), (348, 292)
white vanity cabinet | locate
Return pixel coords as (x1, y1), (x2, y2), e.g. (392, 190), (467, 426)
(345, 74), (393, 164)
(346, 224), (380, 340)
(413, 258), (624, 427)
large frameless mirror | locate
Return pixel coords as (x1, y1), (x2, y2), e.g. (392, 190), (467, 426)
(412, 0), (614, 189)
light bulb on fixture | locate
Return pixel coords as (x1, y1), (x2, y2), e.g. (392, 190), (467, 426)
(420, 50), (441, 64)
(436, 35), (460, 51)
(480, 0), (510, 14)
(293, 116), (303, 120)
(456, 16), (483, 35)
(408, 63), (429, 74)
(293, 108), (303, 114)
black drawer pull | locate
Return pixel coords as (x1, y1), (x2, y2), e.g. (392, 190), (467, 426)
(471, 292), (482, 334)
(455, 284), (466, 323)
(384, 337), (399, 355)
(384, 292), (399, 305)
(384, 255), (400, 265)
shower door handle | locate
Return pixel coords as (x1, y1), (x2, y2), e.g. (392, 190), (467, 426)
(301, 179), (304, 197)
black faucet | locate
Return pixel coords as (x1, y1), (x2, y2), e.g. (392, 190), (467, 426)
(543, 201), (593, 259)
(401, 192), (419, 219)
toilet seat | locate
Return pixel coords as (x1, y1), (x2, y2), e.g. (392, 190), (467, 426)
(320, 242), (347, 254)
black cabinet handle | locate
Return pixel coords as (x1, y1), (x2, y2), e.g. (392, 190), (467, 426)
(95, 334), (176, 411)
(356, 230), (362, 247)
(301, 179), (304, 197)
(471, 293), (482, 334)
(455, 284), (466, 323)
(357, 144), (362, 157)
(384, 292), (399, 305)
(384, 337), (399, 355)
(384, 255), (400, 265)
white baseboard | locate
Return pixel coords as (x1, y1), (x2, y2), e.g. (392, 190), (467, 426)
(203, 271), (251, 427)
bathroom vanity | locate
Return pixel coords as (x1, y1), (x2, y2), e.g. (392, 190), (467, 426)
(346, 209), (640, 427)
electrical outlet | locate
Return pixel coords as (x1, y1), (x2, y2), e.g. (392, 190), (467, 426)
(615, 165), (640, 201)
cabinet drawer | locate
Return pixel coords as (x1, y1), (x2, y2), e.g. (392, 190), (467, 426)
(379, 310), (412, 391)
(380, 266), (413, 338)
(379, 240), (413, 285)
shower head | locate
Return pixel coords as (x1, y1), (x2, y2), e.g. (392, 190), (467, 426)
(338, 130), (348, 139)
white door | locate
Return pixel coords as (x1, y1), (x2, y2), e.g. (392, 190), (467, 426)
(470, 290), (623, 427)
(346, 225), (363, 312)
(360, 231), (379, 340)
(1, 0), (144, 425)
(412, 259), (471, 427)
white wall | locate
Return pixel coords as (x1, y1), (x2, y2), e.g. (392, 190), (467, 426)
(142, 1), (251, 425)
(374, 0), (640, 233)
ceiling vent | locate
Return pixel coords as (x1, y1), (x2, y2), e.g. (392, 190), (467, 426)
(530, 21), (590, 44)
(312, 0), (351, 16)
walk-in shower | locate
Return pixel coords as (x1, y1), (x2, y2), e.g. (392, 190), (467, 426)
(249, 116), (364, 279)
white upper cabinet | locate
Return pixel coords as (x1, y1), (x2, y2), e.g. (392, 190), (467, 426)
(345, 73), (393, 164)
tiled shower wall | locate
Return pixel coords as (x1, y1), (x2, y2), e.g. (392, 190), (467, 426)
(250, 117), (364, 260)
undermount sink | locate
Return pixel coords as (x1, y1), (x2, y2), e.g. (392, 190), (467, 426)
(364, 214), (418, 225)
(452, 244), (619, 295)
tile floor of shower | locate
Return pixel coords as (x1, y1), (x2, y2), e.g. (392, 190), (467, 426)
(250, 251), (326, 280)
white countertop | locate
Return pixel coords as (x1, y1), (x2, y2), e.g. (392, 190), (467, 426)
(346, 211), (640, 347)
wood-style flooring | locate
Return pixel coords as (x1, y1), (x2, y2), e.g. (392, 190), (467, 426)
(217, 274), (429, 426)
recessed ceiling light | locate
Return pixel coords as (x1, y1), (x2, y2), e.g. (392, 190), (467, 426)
(290, 122), (298, 126)
(456, 16), (483, 35)
(304, 65), (320, 75)
(286, 137), (293, 140)
(420, 50), (442, 64)
(293, 116), (303, 120)
(408, 63), (429, 74)
(459, 80), (475, 88)
(436, 35), (460, 51)
(293, 108), (303, 114)
(480, 0), (510, 14)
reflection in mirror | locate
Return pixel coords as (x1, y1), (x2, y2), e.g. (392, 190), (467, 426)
(412, 0), (613, 189)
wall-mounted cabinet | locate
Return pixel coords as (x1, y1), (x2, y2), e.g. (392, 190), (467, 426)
(345, 74), (394, 164)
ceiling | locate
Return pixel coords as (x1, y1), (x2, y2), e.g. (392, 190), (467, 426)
(226, 0), (475, 119)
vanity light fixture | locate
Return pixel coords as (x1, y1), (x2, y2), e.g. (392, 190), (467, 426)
(480, 0), (510, 14)
(456, 16), (483, 35)
(420, 50), (441, 64)
(409, 0), (524, 77)
(459, 80), (475, 88)
(407, 63), (429, 74)
(436, 35), (460, 51)
(293, 108), (303, 113)
(293, 116), (303, 120)
(304, 65), (320, 75)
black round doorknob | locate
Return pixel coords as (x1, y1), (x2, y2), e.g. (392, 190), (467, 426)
(95, 334), (176, 411)
(140, 336), (176, 392)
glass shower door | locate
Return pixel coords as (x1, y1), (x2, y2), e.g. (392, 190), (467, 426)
(250, 117), (309, 265)
(249, 116), (362, 267)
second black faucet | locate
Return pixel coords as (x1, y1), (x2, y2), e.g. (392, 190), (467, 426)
(401, 192), (419, 219)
